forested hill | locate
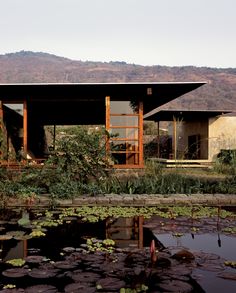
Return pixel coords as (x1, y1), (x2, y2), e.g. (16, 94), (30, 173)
(0, 51), (236, 111)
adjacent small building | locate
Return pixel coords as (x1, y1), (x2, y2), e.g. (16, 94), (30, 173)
(144, 109), (236, 165)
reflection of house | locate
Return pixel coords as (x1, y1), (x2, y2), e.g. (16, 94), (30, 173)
(0, 82), (205, 168)
(145, 110), (236, 164)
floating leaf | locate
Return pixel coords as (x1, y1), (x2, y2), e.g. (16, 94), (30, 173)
(0, 235), (12, 241)
(6, 259), (26, 267)
(2, 268), (28, 278)
(28, 268), (58, 279)
(29, 230), (46, 238)
(25, 255), (45, 264)
(24, 284), (57, 293)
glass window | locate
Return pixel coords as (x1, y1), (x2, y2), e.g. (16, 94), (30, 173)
(110, 141), (139, 152)
(110, 128), (138, 139)
(110, 101), (138, 114)
(111, 153), (139, 165)
(110, 116), (138, 127)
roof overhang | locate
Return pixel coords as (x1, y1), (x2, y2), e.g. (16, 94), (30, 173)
(0, 82), (206, 124)
(144, 109), (232, 121)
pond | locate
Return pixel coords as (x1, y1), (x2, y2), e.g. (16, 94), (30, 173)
(0, 206), (236, 292)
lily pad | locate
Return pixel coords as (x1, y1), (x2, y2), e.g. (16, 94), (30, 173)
(62, 247), (76, 253)
(53, 260), (78, 270)
(25, 285), (57, 293)
(64, 283), (95, 293)
(157, 280), (193, 293)
(96, 277), (126, 291)
(25, 255), (45, 264)
(28, 268), (58, 279)
(217, 272), (236, 280)
(6, 231), (25, 237)
(71, 271), (101, 283)
(6, 259), (26, 267)
(2, 268), (28, 278)
(0, 289), (25, 293)
(0, 235), (13, 241)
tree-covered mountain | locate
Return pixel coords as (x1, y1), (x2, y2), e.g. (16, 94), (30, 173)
(0, 50), (236, 111)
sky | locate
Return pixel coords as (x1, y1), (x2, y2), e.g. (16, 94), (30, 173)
(0, 0), (235, 68)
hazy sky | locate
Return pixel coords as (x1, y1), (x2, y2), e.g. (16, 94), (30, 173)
(0, 0), (235, 68)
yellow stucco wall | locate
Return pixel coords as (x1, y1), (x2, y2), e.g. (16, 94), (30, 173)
(177, 120), (208, 159)
(208, 116), (236, 161)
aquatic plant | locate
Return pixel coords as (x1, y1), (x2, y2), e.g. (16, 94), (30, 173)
(29, 230), (46, 238)
(6, 258), (25, 267)
(224, 261), (236, 269)
(86, 238), (115, 253)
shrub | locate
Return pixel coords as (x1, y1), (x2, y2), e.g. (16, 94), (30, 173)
(47, 126), (111, 183)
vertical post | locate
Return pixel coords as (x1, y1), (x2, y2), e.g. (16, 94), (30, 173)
(0, 101), (3, 160)
(23, 239), (28, 258)
(157, 121), (160, 158)
(173, 116), (177, 160)
(139, 101), (144, 166)
(53, 125), (56, 150)
(105, 96), (110, 154)
(23, 100), (28, 158)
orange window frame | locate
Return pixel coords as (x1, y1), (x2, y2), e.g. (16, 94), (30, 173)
(105, 96), (143, 168)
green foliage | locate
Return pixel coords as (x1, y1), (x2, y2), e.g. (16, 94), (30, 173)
(224, 261), (236, 268)
(120, 284), (149, 293)
(30, 230), (46, 237)
(6, 258), (25, 267)
(85, 238), (115, 253)
(48, 126), (110, 183)
(214, 149), (236, 175)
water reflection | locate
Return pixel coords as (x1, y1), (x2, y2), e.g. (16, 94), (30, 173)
(0, 209), (236, 292)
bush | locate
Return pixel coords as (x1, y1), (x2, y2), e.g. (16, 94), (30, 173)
(48, 126), (111, 183)
(214, 149), (236, 175)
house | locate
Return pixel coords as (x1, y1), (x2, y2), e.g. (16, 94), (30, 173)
(0, 82), (205, 168)
(144, 109), (236, 166)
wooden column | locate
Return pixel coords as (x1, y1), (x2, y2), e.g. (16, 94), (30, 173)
(173, 116), (177, 160)
(53, 125), (56, 150)
(139, 101), (144, 167)
(23, 101), (28, 157)
(157, 121), (160, 158)
(105, 96), (110, 154)
(0, 101), (3, 160)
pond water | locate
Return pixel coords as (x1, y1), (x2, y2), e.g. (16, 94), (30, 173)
(0, 207), (236, 293)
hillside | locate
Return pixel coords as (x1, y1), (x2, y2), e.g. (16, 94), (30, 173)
(0, 51), (236, 111)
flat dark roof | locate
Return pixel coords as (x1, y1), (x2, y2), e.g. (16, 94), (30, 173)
(0, 82), (206, 115)
(144, 109), (232, 121)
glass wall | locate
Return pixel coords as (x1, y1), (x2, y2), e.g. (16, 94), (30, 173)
(106, 97), (143, 168)
(0, 102), (26, 161)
